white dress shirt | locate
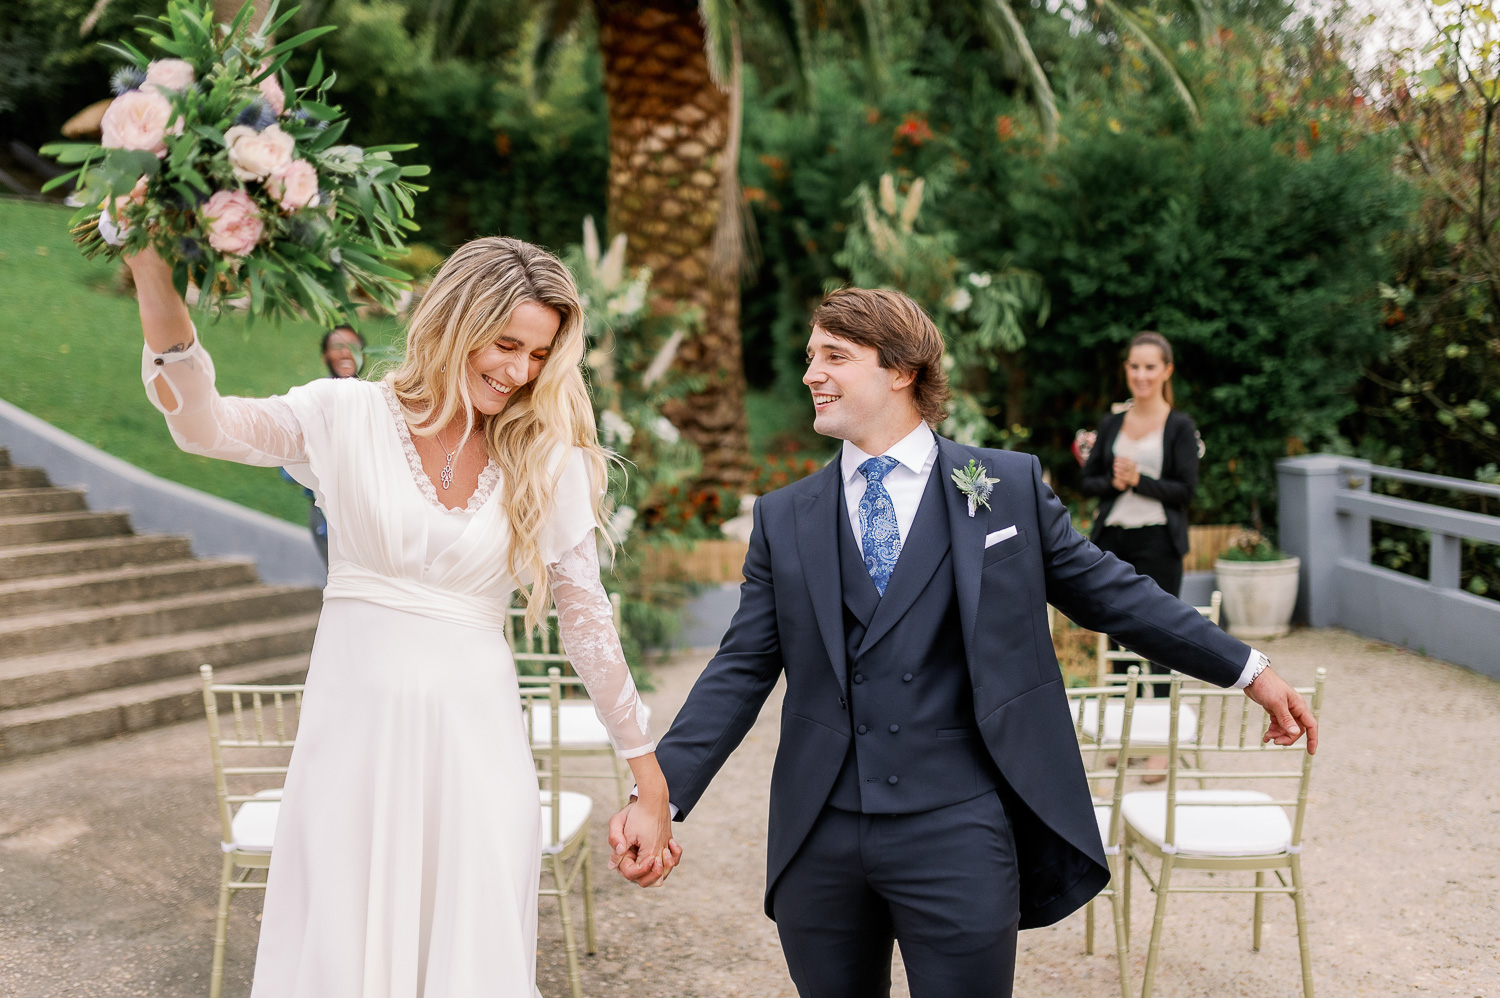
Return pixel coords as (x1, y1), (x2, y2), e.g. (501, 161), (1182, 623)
(840, 421), (939, 559)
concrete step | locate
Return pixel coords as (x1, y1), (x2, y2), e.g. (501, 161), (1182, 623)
(0, 558), (260, 618)
(0, 654), (310, 759)
(0, 487), (89, 517)
(0, 511), (132, 548)
(0, 612), (320, 709)
(0, 535), (196, 582)
(0, 585), (324, 660)
(0, 467), (48, 490)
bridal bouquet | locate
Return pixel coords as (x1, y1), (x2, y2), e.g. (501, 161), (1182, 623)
(41, 0), (427, 325)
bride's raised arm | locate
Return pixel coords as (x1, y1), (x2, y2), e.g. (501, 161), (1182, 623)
(128, 246), (307, 468)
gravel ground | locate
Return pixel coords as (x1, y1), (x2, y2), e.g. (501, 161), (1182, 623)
(0, 627), (1496, 997)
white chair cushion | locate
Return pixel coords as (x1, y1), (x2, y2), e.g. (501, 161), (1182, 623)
(1080, 700), (1197, 747)
(1122, 789), (1293, 857)
(1094, 804), (1113, 844)
(230, 789), (281, 854)
(539, 789), (593, 854)
(531, 701), (652, 748)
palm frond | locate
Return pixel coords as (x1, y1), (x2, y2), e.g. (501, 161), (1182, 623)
(532, 0), (586, 87)
(973, 0), (1060, 148)
(700, 0), (738, 88)
(1093, 0), (1202, 125)
(710, 24), (762, 285)
(739, 0), (811, 101)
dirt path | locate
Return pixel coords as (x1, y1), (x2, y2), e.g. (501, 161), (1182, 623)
(1, 628), (1496, 997)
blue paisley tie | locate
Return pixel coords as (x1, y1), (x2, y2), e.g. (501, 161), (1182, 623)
(858, 456), (901, 596)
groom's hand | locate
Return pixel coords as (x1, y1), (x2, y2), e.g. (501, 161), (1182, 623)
(1245, 665), (1319, 754)
(608, 800), (683, 888)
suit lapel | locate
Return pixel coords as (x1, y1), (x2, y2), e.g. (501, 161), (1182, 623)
(856, 462), (950, 658)
(938, 437), (989, 661)
(794, 461), (849, 699)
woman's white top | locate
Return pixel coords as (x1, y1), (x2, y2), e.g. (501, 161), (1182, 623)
(140, 336), (653, 758)
(1104, 428), (1168, 528)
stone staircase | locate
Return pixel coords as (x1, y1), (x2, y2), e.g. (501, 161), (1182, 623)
(0, 447), (320, 759)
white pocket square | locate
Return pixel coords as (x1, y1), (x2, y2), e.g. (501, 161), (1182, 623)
(984, 526), (1018, 548)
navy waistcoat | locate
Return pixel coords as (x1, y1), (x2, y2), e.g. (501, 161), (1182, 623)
(826, 463), (1001, 813)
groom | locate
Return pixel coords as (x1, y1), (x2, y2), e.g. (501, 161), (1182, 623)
(611, 288), (1317, 996)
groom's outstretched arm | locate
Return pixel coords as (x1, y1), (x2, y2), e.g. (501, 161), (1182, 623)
(1033, 456), (1317, 751)
(651, 498), (787, 818)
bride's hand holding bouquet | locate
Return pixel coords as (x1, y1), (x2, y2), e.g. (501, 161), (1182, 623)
(43, 0), (427, 326)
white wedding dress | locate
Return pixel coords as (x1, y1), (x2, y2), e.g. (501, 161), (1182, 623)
(142, 338), (655, 998)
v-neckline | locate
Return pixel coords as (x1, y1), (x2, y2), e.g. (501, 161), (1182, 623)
(379, 382), (500, 514)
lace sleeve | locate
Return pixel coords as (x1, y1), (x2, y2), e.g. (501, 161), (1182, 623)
(548, 533), (654, 759)
(141, 337), (306, 467)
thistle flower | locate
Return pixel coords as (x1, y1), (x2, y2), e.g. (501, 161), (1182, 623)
(235, 98), (278, 132)
(110, 67), (147, 96)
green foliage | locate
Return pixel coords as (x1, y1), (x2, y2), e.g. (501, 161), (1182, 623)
(1216, 528), (1287, 561)
(741, 18), (1412, 531)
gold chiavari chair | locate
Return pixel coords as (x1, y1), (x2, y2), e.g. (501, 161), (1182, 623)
(521, 667), (598, 998)
(198, 665), (304, 998)
(1067, 669), (1141, 998)
(511, 593), (643, 807)
(1122, 670), (1327, 998)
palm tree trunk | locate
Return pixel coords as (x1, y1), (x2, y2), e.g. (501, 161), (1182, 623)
(593, 0), (752, 492)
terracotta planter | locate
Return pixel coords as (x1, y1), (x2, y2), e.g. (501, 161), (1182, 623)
(1214, 556), (1301, 639)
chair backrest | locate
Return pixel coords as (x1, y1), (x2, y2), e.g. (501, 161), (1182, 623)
(507, 593), (623, 678)
(519, 666), (592, 848)
(198, 664), (304, 848)
(1066, 669), (1140, 848)
(1093, 590), (1224, 686)
(1154, 670), (1327, 851)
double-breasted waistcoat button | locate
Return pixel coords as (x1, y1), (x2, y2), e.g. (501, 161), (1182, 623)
(902, 673), (913, 682)
(889, 724), (900, 734)
(853, 673), (865, 684)
(887, 775), (899, 785)
(857, 724), (868, 735)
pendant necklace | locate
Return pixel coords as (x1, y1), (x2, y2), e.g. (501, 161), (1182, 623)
(436, 423), (470, 491)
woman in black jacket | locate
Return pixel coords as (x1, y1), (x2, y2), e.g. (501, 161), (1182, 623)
(1081, 332), (1200, 725)
(1081, 331), (1198, 593)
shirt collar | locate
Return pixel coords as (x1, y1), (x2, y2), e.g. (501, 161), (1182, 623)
(841, 422), (936, 484)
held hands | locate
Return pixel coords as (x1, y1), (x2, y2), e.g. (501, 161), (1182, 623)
(1245, 665), (1319, 754)
(1112, 457), (1140, 491)
(607, 797), (682, 888)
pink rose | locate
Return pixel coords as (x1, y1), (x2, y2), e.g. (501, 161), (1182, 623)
(145, 59), (195, 92)
(100, 89), (175, 157)
(202, 189), (264, 257)
(266, 159), (319, 210)
(258, 70), (286, 116)
(224, 123), (295, 181)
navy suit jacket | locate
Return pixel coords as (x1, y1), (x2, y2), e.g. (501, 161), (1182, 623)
(654, 436), (1252, 928)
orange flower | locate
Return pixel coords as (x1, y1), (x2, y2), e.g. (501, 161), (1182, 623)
(895, 114), (935, 145)
(742, 186), (767, 203)
(865, 107), (881, 124)
(995, 115), (1014, 141)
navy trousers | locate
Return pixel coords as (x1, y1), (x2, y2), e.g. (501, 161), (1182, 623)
(771, 792), (1021, 998)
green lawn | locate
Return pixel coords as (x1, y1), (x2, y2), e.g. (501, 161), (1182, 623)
(0, 198), (404, 524)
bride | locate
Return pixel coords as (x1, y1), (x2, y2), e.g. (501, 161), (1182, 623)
(125, 237), (678, 996)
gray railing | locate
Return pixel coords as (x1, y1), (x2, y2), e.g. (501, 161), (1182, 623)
(1278, 455), (1499, 679)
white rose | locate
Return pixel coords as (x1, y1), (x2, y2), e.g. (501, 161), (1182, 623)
(224, 123), (295, 182)
(145, 59), (195, 92)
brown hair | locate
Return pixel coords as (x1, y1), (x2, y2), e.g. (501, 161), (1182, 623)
(1128, 330), (1175, 407)
(811, 287), (951, 425)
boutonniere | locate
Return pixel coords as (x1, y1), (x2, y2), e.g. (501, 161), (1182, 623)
(951, 459), (999, 518)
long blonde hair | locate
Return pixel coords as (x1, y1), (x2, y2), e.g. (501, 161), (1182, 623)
(387, 236), (608, 630)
